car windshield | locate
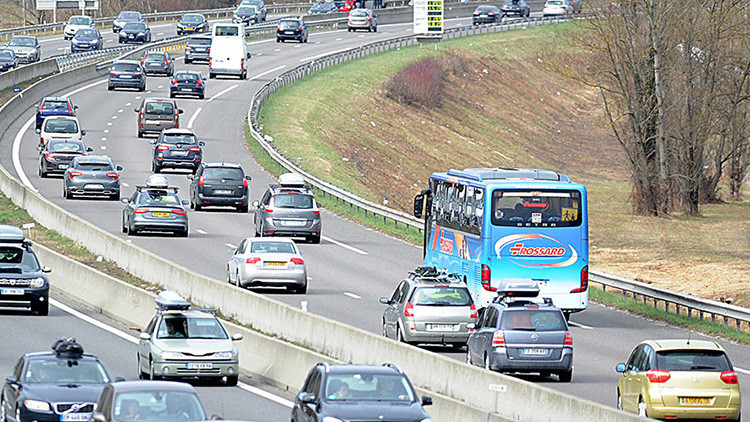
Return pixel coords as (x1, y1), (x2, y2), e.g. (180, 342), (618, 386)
(241, 0), (263, 6)
(491, 189), (582, 227)
(324, 374), (415, 402)
(214, 25), (239, 36)
(76, 161), (113, 171)
(279, 20), (299, 29)
(76, 29), (97, 37)
(351, 10), (367, 16)
(0, 247), (39, 272)
(68, 16), (90, 25)
(249, 241), (297, 254)
(175, 72), (199, 82)
(9, 37), (34, 46)
(162, 134), (197, 144)
(410, 287), (472, 306)
(238, 6), (256, 14)
(273, 193), (313, 209)
(24, 359), (109, 384)
(182, 14), (203, 22)
(311, 2), (328, 10)
(49, 141), (83, 152)
(189, 37), (211, 46)
(144, 102), (174, 115)
(136, 191), (181, 206)
(118, 12), (140, 20)
(113, 391), (206, 422)
(124, 22), (146, 31)
(203, 167), (243, 180)
(656, 350), (731, 372)
(113, 63), (140, 72)
(156, 315), (228, 339)
(44, 119), (78, 133)
(145, 53), (166, 62)
(500, 309), (566, 331)
(0, 51), (13, 58)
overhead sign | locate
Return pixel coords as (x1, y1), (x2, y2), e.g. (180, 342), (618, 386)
(36, 0), (55, 10)
(36, 0), (98, 10)
(413, 0), (442, 36)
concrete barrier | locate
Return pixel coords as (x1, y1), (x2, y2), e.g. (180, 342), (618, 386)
(0, 58), (59, 92)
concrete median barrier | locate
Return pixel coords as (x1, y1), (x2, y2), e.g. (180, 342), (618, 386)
(0, 58), (59, 92)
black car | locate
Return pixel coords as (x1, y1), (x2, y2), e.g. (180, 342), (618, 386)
(150, 128), (204, 173)
(184, 35), (212, 64)
(119, 22), (151, 43)
(169, 71), (206, 99)
(293, 363), (432, 422)
(308, 0), (338, 14)
(501, 0), (530, 17)
(90, 381), (209, 422)
(0, 225), (51, 315)
(472, 5), (501, 24)
(232, 5), (261, 25)
(188, 162), (251, 212)
(177, 13), (209, 35)
(239, 0), (267, 21)
(141, 51), (174, 76)
(108, 60), (146, 91)
(35, 97), (77, 130)
(38, 139), (92, 177)
(112, 11), (143, 33)
(277, 19), (308, 43)
(0, 49), (18, 72)
(1, 338), (111, 422)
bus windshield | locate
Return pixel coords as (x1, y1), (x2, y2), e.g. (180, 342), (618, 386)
(491, 189), (581, 227)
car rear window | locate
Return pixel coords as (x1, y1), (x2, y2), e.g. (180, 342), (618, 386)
(77, 162), (113, 171)
(476, 6), (494, 12)
(215, 25), (239, 36)
(189, 37), (211, 46)
(273, 193), (313, 209)
(204, 167), (243, 180)
(351, 10), (367, 17)
(145, 53), (166, 61)
(144, 102), (175, 115)
(49, 141), (83, 152)
(656, 350), (731, 372)
(76, 29), (97, 37)
(499, 309), (566, 331)
(182, 14), (203, 22)
(546, 0), (563, 4)
(175, 73), (199, 82)
(119, 12), (140, 20)
(44, 119), (78, 133)
(162, 133), (196, 144)
(69, 16), (91, 25)
(10, 37), (35, 46)
(410, 287), (472, 306)
(280, 20), (300, 29)
(42, 100), (70, 110)
(249, 242), (296, 254)
(238, 6), (257, 14)
(112, 63), (139, 72)
(137, 191), (180, 206)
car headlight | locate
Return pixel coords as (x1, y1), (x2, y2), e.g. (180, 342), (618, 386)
(24, 399), (51, 412)
(214, 351), (236, 359)
(30, 277), (45, 288)
(161, 352), (182, 360)
(322, 418), (343, 422)
(138, 32), (145, 36)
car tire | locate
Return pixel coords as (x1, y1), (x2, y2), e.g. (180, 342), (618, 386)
(170, 92), (175, 98)
(226, 375), (239, 386)
(199, 94), (205, 99)
(235, 270), (241, 287)
(139, 84), (145, 92)
(177, 229), (188, 237)
(558, 369), (573, 383)
(209, 72), (215, 79)
(149, 359), (160, 381)
(33, 299), (49, 316)
(373, 26), (377, 32)
(382, 320), (388, 338)
(110, 192), (120, 201)
(108, 84), (114, 91)
(276, 37), (280, 43)
(1, 397), (7, 422)
(185, 58), (192, 64)
(237, 204), (248, 213)
(616, 390), (623, 411)
(152, 163), (161, 173)
(484, 353), (492, 371)
(308, 234), (321, 244)
(194, 202), (202, 211)
(396, 323), (406, 343)
(290, 282), (307, 294)
(38, 166), (46, 178)
(368, 26), (372, 32)
(63, 185), (72, 199)
(637, 397), (648, 418)
(137, 130), (143, 138)
(122, 220), (128, 234)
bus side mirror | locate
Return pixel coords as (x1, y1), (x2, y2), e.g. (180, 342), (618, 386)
(413, 194), (424, 218)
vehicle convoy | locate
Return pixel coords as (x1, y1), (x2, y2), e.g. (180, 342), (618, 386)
(466, 279), (574, 382)
(1, 338), (111, 422)
(616, 339), (741, 420)
(34, 97), (77, 130)
(38, 139), (93, 177)
(380, 266), (478, 347)
(149, 128), (204, 173)
(108, 60), (146, 92)
(0, 225), (51, 315)
(91, 380), (211, 422)
(209, 24), (249, 79)
(134, 291), (243, 385)
(63, 15), (94, 40)
(293, 363), (432, 422)
(187, 162), (251, 211)
(6, 36), (41, 63)
(413, 168), (589, 316)
(122, 175), (190, 237)
(253, 173), (322, 243)
(63, 155), (122, 200)
(227, 237), (308, 293)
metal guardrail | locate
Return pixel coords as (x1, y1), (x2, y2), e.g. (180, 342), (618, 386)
(54, 44), (138, 71)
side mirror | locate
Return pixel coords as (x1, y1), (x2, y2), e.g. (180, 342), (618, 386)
(139, 332), (151, 340)
(299, 392), (316, 404)
(5, 375), (18, 385)
(33, 103), (39, 108)
(149, 139), (156, 144)
(198, 141), (205, 146)
(120, 198), (129, 204)
(35, 128), (41, 134)
(245, 175), (252, 181)
(178, 109), (184, 114)
(116, 165), (123, 171)
(134, 108), (140, 113)
(252, 200), (259, 208)
(42, 266), (52, 273)
(615, 363), (626, 373)
(413, 193), (424, 218)
(86, 147), (94, 152)
(36, 146), (43, 151)
(379, 297), (389, 305)
(74, 105), (79, 109)
(231, 333), (243, 341)
(421, 396), (432, 406)
(90, 413), (107, 422)
(187, 174), (194, 180)
(202, 78), (207, 81)
(181, 200), (189, 206)
(246, 52), (252, 59)
(81, 130), (86, 136)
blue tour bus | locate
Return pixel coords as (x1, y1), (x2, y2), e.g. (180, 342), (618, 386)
(413, 168), (589, 317)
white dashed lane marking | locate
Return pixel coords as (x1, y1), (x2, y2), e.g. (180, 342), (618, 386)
(344, 292), (362, 299)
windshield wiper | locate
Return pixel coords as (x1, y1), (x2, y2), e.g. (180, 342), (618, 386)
(512, 327), (537, 331)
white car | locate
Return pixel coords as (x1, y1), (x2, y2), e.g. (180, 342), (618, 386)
(64, 15), (95, 40)
(226, 237), (308, 293)
(542, 0), (573, 16)
(36, 116), (85, 148)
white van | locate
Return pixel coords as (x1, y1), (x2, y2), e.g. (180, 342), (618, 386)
(209, 23), (250, 79)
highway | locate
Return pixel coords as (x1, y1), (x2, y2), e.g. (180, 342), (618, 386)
(1, 9), (748, 418)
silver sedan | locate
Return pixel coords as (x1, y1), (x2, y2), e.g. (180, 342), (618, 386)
(227, 238), (307, 293)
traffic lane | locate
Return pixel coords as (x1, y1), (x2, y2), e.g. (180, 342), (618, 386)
(0, 292), (294, 422)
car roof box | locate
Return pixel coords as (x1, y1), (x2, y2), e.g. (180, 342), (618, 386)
(146, 174), (170, 188)
(497, 278), (540, 298)
(156, 290), (190, 311)
(52, 338), (84, 359)
(278, 172), (305, 187)
(0, 225), (25, 243)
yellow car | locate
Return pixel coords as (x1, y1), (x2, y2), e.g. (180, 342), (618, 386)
(616, 339), (741, 420)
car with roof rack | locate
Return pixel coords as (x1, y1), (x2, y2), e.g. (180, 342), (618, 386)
(293, 363), (432, 422)
(133, 291), (243, 385)
(187, 162), (251, 212)
(253, 173), (321, 243)
(0, 225), (51, 315)
(1, 338), (112, 422)
(380, 266), (477, 347)
(466, 279), (573, 382)
(121, 175), (190, 236)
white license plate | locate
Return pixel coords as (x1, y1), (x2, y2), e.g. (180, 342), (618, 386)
(149, 63), (160, 66)
(282, 220), (305, 227)
(120, 75), (132, 78)
(128, 34), (134, 38)
(214, 189), (232, 195)
(60, 413), (91, 422)
(85, 184), (104, 189)
(197, 48), (206, 51)
(181, 88), (193, 91)
(285, 30), (295, 34)
(481, 14), (488, 17)
(172, 151), (188, 156)
(58, 164), (69, 169)
(427, 324), (459, 331)
(186, 362), (213, 369)
(522, 348), (549, 356)
(0, 288), (24, 295)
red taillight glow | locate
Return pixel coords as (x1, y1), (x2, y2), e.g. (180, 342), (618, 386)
(277, 25), (282, 30)
(290, 258), (304, 265)
(492, 330), (505, 347)
(245, 257), (260, 264)
(481, 264), (495, 291)
(469, 303), (478, 319)
(157, 145), (169, 151)
(186, 46), (194, 50)
(264, 208), (273, 213)
(38, 101), (45, 113)
(564, 331), (573, 346)
(68, 103), (74, 114)
(645, 369), (671, 383)
(196, 79), (202, 86)
(721, 371), (739, 384)
(172, 79), (177, 85)
(298, 26), (303, 31)
(242, 178), (248, 188)
(171, 209), (186, 215)
(44, 153), (54, 160)
(134, 72), (142, 77)
(106, 172), (118, 180)
(197, 175), (205, 186)
(134, 208), (149, 214)
(571, 265), (589, 293)
(404, 301), (414, 317)
(189, 146), (201, 152)
(313, 210), (320, 215)
(68, 171), (82, 179)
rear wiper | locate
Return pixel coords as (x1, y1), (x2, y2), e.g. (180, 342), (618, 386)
(690, 366), (716, 370)
(512, 327), (537, 331)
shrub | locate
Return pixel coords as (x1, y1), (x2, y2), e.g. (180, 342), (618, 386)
(384, 57), (445, 108)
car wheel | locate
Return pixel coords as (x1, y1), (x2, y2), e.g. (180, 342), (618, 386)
(139, 84), (145, 92)
(558, 369), (573, 383)
(368, 26), (372, 32)
(137, 130), (143, 138)
(152, 163), (161, 173)
(33, 299), (49, 316)
(64, 185), (72, 199)
(237, 204), (248, 213)
(38, 166), (45, 178)
(194, 202), (202, 211)
(137, 355), (148, 379)
(199, 93), (205, 99)
(177, 229), (188, 237)
(149, 359), (160, 381)
(15, 408), (20, 422)
(637, 397), (648, 418)
(209, 72), (215, 79)
(226, 375), (238, 386)
(382, 320), (388, 338)
(290, 282), (307, 294)
(170, 92), (175, 98)
(235, 270), (241, 287)
(373, 26), (377, 32)
(110, 192), (120, 201)
(308, 234), (321, 244)
(276, 37), (280, 42)
(396, 323), (406, 343)
(616, 390), (623, 411)
(185, 58), (192, 64)
(122, 220), (128, 234)
(484, 353), (492, 371)
(1, 397), (7, 422)
(108, 84), (114, 91)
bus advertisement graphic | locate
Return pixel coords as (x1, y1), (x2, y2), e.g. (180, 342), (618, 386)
(494, 234), (578, 269)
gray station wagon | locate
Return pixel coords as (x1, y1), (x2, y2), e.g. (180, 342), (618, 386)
(253, 173), (321, 243)
(63, 155), (122, 200)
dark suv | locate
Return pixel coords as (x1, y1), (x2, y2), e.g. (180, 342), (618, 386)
(188, 162), (251, 212)
(253, 173), (321, 243)
(293, 363), (432, 422)
(276, 18), (308, 43)
(466, 279), (573, 381)
(0, 225), (51, 315)
(150, 128), (204, 173)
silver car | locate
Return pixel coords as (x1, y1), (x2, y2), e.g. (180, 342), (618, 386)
(543, 0), (574, 16)
(63, 155), (122, 200)
(347, 9), (378, 32)
(380, 268), (477, 347)
(121, 175), (190, 236)
(7, 36), (41, 63)
(253, 173), (322, 244)
(227, 237), (307, 293)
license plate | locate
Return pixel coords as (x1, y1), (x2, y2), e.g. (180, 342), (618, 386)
(186, 27), (194, 30)
(285, 30), (295, 34)
(0, 288), (24, 295)
(186, 362), (212, 369)
(85, 184), (104, 189)
(152, 212), (170, 217)
(282, 220), (305, 227)
(181, 88), (192, 91)
(427, 324), (458, 332)
(214, 189), (232, 195)
(680, 397), (712, 405)
(129, 34), (134, 38)
(481, 14), (488, 17)
(521, 348), (549, 356)
(120, 75), (132, 78)
(197, 48), (206, 51)
(58, 164), (69, 169)
(149, 63), (160, 66)
(265, 262), (286, 267)
(172, 150), (188, 156)
(60, 413), (91, 422)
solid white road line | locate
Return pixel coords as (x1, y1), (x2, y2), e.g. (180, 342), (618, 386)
(238, 383), (294, 408)
(12, 117), (38, 191)
(207, 84), (238, 103)
(225, 243), (237, 249)
(735, 367), (750, 375)
(568, 321), (594, 330)
(321, 235), (367, 255)
(187, 107), (203, 128)
(249, 65), (286, 81)
(344, 292), (362, 299)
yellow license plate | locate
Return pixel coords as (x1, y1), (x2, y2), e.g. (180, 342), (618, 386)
(265, 262), (286, 267)
(680, 397), (712, 405)
(152, 212), (170, 217)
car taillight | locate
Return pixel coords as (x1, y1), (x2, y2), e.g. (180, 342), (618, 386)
(277, 25), (282, 30)
(404, 301), (414, 317)
(189, 146), (201, 152)
(488, 12), (495, 15)
(290, 258), (304, 265)
(207, 46), (210, 52)
(469, 303), (478, 319)
(196, 79), (202, 86)
(68, 103), (74, 114)
(313, 210), (320, 215)
(171, 209), (186, 215)
(38, 102), (45, 113)
(492, 330), (505, 347)
(571, 265), (588, 293)
(197, 175), (205, 186)
(106, 172), (119, 180)
(561, 5), (566, 8)
(44, 153), (54, 160)
(172, 79), (177, 85)
(68, 171), (82, 179)
(242, 178), (248, 188)
(245, 257), (260, 264)
(645, 369), (671, 383)
(481, 264), (495, 291)
(186, 46), (194, 50)
(264, 208), (273, 213)
(134, 208), (149, 214)
(564, 331), (573, 346)
(157, 145), (169, 151)
(720, 371), (739, 384)
(298, 26), (303, 31)
(134, 72), (143, 77)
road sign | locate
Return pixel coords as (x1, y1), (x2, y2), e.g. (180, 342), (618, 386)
(413, 0), (442, 38)
(37, 0), (98, 10)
